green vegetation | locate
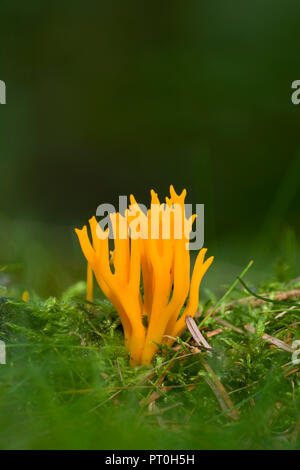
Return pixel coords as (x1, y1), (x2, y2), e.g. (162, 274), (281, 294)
(0, 262), (299, 450)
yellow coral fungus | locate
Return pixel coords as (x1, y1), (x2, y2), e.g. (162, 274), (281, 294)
(86, 263), (94, 303)
(22, 291), (29, 303)
(75, 186), (214, 366)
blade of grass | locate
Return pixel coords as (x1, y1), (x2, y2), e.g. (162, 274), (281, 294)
(199, 260), (254, 326)
(238, 277), (300, 308)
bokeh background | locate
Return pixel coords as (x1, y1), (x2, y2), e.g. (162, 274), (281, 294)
(1, 0), (300, 296)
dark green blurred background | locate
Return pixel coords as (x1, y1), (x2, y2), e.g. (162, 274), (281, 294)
(1, 0), (300, 296)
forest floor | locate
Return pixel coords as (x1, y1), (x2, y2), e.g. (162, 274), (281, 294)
(0, 261), (299, 450)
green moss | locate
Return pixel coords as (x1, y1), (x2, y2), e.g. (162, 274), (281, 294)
(0, 270), (299, 450)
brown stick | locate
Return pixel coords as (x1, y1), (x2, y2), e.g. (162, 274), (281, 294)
(244, 324), (294, 353)
(185, 316), (239, 421)
(201, 359), (240, 421)
(199, 288), (300, 318)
